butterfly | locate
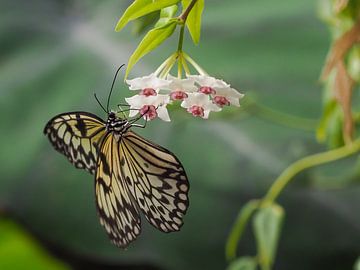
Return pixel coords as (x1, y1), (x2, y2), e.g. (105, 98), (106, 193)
(43, 66), (189, 247)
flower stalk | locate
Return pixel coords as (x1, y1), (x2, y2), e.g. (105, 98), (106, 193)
(261, 136), (360, 206)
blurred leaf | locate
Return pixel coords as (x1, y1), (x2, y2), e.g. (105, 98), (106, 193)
(0, 218), (68, 270)
(155, 5), (178, 28)
(182, 0), (204, 44)
(227, 257), (257, 270)
(354, 257), (360, 270)
(226, 200), (260, 261)
(316, 99), (338, 142)
(317, 71), (345, 148)
(253, 204), (284, 270)
(115, 0), (180, 32)
(125, 20), (177, 78)
(132, 11), (160, 35)
(348, 45), (360, 82)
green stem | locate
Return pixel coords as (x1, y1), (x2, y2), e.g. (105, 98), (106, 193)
(177, 25), (185, 78)
(262, 137), (360, 205)
(159, 54), (177, 78)
(244, 96), (318, 131)
(182, 54), (191, 75)
(177, 25), (185, 52)
(183, 52), (208, 75)
(178, 52), (183, 78)
(154, 54), (174, 76)
(225, 200), (261, 261)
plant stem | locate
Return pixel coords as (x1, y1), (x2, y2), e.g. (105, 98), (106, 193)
(177, 25), (185, 52)
(182, 55), (191, 75)
(225, 200), (261, 261)
(183, 52), (208, 75)
(262, 137), (360, 205)
(180, 0), (198, 22)
(173, 0), (197, 77)
(244, 96), (318, 131)
(178, 52), (183, 78)
(154, 53), (176, 76)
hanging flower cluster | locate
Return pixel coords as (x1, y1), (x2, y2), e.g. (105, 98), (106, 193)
(125, 73), (244, 121)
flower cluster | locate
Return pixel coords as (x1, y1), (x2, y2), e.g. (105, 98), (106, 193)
(125, 73), (244, 121)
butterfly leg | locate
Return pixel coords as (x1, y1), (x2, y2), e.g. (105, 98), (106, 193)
(130, 115), (148, 129)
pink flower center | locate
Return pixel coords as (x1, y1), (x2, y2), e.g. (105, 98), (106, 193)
(199, 86), (216, 95)
(187, 105), (204, 117)
(213, 96), (230, 107)
(170, 90), (188, 100)
(140, 105), (157, 120)
(140, 88), (157, 96)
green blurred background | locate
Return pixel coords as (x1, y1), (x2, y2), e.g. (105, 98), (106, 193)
(1, 0), (359, 269)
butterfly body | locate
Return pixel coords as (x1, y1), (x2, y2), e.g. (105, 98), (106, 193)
(44, 110), (189, 247)
(105, 111), (131, 136)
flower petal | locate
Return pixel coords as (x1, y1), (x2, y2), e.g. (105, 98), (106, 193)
(126, 73), (170, 90)
(181, 92), (210, 108)
(125, 94), (146, 108)
(125, 94), (170, 109)
(215, 87), (244, 99)
(157, 106), (171, 122)
(167, 74), (197, 92)
(203, 109), (211, 119)
(128, 109), (139, 118)
(187, 75), (230, 88)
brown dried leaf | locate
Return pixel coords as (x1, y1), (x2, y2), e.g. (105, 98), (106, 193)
(321, 20), (360, 80)
(334, 60), (354, 143)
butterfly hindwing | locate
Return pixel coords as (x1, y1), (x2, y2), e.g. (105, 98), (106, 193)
(120, 131), (189, 233)
(95, 133), (141, 247)
(44, 112), (106, 174)
(45, 111), (189, 248)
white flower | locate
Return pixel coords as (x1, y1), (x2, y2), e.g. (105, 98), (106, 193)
(181, 92), (221, 119)
(187, 75), (230, 94)
(213, 87), (244, 107)
(167, 74), (197, 99)
(167, 74), (197, 90)
(187, 74), (244, 107)
(126, 73), (170, 94)
(125, 94), (170, 121)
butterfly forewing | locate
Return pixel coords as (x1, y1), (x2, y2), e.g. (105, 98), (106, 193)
(45, 111), (189, 248)
(120, 131), (189, 233)
(95, 133), (141, 247)
(44, 112), (106, 174)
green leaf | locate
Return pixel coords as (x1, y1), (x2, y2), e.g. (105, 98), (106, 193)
(253, 204), (284, 270)
(316, 99), (337, 142)
(115, 0), (181, 32)
(132, 11), (160, 35)
(354, 257), (360, 270)
(225, 200), (260, 261)
(182, 0), (204, 44)
(0, 219), (68, 270)
(155, 5), (178, 28)
(125, 20), (177, 78)
(227, 257), (257, 270)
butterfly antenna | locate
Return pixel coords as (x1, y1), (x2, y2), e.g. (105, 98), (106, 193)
(107, 64), (125, 113)
(94, 93), (107, 113)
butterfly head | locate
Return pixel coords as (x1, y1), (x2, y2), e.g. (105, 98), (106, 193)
(108, 111), (116, 120)
(106, 111), (130, 134)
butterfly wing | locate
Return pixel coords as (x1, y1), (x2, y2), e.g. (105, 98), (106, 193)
(120, 131), (189, 233)
(44, 112), (106, 174)
(95, 133), (141, 247)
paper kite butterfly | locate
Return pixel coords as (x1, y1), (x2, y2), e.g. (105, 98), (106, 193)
(43, 66), (189, 247)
